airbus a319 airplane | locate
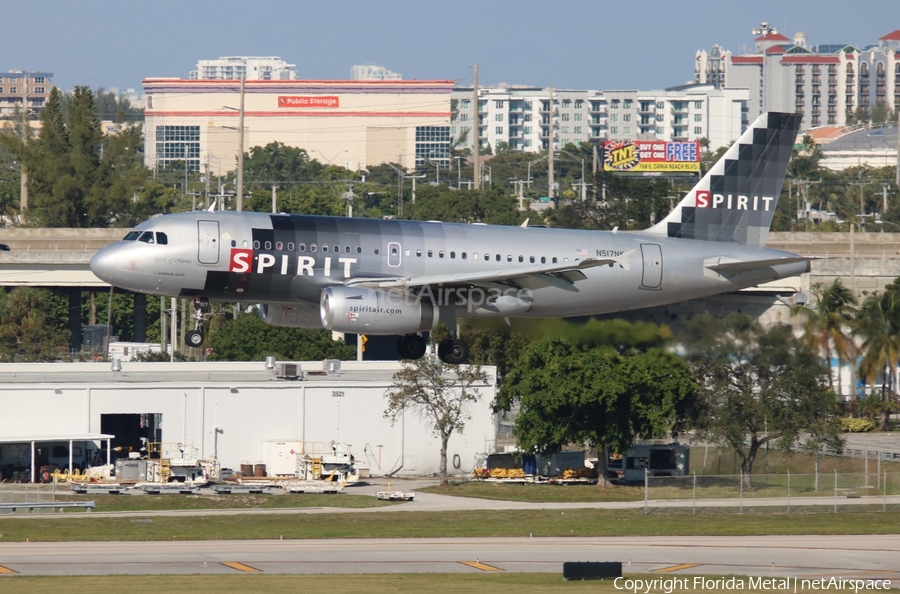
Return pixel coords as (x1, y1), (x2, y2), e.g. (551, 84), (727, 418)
(91, 112), (808, 364)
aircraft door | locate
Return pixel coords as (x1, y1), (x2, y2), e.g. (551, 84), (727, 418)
(387, 242), (401, 267)
(197, 220), (220, 265)
(640, 243), (662, 289)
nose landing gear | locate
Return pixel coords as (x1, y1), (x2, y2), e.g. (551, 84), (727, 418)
(184, 297), (210, 348)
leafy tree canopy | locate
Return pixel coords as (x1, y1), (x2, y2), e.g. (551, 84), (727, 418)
(681, 313), (843, 487)
(0, 287), (71, 361)
(207, 310), (354, 361)
(497, 332), (698, 482)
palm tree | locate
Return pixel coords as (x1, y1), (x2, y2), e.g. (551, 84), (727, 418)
(855, 284), (900, 430)
(791, 280), (858, 398)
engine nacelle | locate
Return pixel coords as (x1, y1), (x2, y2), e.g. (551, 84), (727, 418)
(320, 287), (438, 334)
(258, 303), (322, 329)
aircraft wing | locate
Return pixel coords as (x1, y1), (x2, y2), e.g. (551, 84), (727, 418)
(345, 250), (635, 292)
(704, 255), (814, 272)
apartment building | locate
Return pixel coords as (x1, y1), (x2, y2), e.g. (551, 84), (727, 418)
(696, 27), (900, 128)
(451, 85), (747, 154)
(189, 57), (298, 81)
(0, 71), (53, 117)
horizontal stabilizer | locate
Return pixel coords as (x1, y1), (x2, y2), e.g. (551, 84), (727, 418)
(704, 256), (814, 272)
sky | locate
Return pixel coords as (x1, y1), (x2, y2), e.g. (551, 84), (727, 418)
(2, 0), (897, 93)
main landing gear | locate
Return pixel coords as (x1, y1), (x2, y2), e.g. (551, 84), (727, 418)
(437, 337), (468, 365)
(397, 334), (427, 360)
(184, 297), (210, 348)
(397, 334), (469, 364)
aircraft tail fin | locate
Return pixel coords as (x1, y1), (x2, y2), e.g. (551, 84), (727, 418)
(644, 112), (801, 247)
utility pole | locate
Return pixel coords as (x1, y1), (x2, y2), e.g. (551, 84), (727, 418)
(204, 157), (211, 209)
(547, 86), (555, 202)
(19, 75), (29, 220)
(896, 106), (899, 189)
(271, 184), (277, 213)
(592, 145), (599, 201)
(473, 64), (480, 191)
(236, 72), (245, 212)
(410, 174), (426, 203)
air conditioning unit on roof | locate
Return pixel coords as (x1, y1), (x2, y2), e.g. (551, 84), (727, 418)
(276, 362), (300, 380)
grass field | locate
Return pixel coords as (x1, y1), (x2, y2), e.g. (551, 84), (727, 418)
(0, 573), (869, 594)
(1, 507), (899, 542)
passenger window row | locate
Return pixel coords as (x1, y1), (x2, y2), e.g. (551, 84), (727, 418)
(246, 239), (562, 266)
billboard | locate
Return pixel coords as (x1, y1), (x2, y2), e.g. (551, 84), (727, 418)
(602, 140), (700, 175)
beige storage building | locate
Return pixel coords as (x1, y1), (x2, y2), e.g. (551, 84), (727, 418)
(142, 78), (454, 176)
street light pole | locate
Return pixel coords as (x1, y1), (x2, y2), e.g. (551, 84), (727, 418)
(311, 149), (349, 166)
(752, 22), (776, 115)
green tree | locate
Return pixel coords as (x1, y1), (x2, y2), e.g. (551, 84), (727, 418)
(682, 314), (843, 488)
(855, 282), (900, 429)
(0, 287), (71, 361)
(497, 337), (697, 484)
(20, 86), (149, 227)
(207, 311), (354, 361)
(384, 357), (488, 485)
(405, 185), (525, 226)
(790, 279), (858, 397)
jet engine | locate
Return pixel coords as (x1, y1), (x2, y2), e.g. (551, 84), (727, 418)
(258, 303), (322, 329)
(320, 286), (438, 334)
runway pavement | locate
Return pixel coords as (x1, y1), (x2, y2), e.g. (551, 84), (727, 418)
(0, 535), (898, 579)
(1, 479), (899, 580)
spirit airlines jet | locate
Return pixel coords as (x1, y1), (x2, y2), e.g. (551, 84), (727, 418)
(91, 112), (807, 364)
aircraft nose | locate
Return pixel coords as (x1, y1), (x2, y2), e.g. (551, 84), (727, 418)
(90, 246), (118, 284)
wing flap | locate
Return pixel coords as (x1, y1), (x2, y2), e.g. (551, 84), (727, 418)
(345, 251), (635, 290)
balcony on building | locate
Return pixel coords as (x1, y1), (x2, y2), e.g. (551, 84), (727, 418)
(638, 101), (655, 113)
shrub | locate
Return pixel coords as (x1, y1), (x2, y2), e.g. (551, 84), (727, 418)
(841, 417), (875, 432)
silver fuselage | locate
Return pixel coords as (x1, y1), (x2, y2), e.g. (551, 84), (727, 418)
(90, 211), (807, 330)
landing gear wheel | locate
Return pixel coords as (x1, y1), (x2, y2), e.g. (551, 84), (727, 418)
(398, 334), (427, 360)
(438, 338), (468, 365)
(185, 330), (204, 348)
(188, 296), (210, 349)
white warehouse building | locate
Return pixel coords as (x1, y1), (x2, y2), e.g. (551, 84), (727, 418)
(0, 361), (498, 481)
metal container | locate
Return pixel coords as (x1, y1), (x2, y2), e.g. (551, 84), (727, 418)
(254, 463), (266, 477)
(240, 462), (253, 477)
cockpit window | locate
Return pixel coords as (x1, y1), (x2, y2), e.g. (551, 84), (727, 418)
(138, 231), (155, 244)
(156, 232), (168, 245)
(123, 231), (141, 241)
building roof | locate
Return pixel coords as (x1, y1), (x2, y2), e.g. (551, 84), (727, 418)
(766, 45), (787, 54)
(0, 361), (496, 388)
(732, 56), (763, 64)
(755, 32), (790, 42)
(143, 78), (454, 91)
(0, 433), (114, 444)
(822, 126), (899, 152)
(811, 44), (860, 54)
(879, 30), (900, 41)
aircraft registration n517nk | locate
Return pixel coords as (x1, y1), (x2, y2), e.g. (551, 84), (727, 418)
(91, 112), (808, 364)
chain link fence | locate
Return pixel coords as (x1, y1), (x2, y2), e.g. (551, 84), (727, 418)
(642, 471), (899, 514)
